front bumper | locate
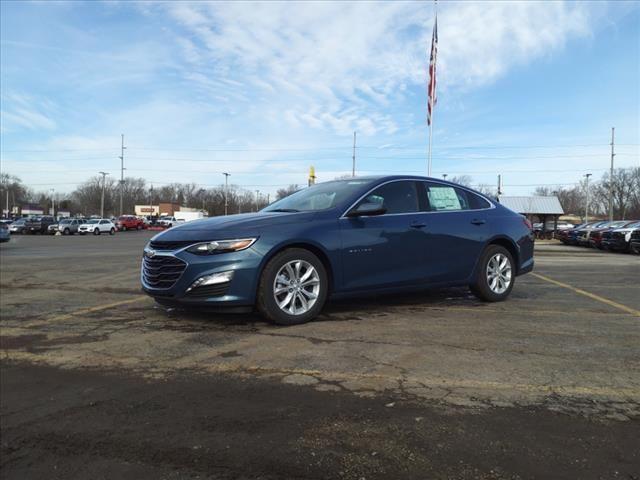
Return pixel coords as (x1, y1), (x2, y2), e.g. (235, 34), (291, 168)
(141, 246), (264, 307)
(602, 238), (629, 250)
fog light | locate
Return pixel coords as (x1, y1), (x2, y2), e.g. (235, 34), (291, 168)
(186, 271), (234, 292)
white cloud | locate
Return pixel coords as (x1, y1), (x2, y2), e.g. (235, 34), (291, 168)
(156, 1), (593, 136)
(0, 92), (57, 131)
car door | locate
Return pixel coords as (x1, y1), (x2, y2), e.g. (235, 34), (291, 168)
(99, 220), (109, 232)
(339, 180), (430, 291)
(416, 181), (492, 283)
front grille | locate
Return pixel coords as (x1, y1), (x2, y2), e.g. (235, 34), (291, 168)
(186, 282), (230, 299)
(142, 255), (187, 289)
(149, 240), (198, 251)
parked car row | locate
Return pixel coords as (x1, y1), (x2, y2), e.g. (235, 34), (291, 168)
(557, 220), (640, 254)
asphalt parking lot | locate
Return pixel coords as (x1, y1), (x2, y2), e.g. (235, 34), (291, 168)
(1, 232), (639, 479)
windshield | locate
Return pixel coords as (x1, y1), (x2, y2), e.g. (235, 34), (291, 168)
(13, 219), (26, 225)
(621, 221), (640, 229)
(608, 221), (630, 228)
(60, 219), (71, 224)
(263, 180), (372, 213)
(85, 220), (99, 224)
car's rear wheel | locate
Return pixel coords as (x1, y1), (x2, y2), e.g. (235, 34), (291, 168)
(63, 228), (70, 235)
(257, 248), (328, 325)
(121, 225), (127, 231)
(137, 224), (142, 230)
(470, 245), (515, 302)
(109, 227), (115, 235)
(94, 228), (100, 235)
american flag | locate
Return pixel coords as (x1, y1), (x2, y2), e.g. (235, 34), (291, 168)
(427, 16), (438, 126)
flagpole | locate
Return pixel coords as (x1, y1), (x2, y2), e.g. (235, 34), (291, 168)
(428, 96), (434, 177)
(427, 1), (437, 177)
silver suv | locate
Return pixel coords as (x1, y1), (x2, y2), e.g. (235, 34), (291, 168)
(57, 218), (84, 235)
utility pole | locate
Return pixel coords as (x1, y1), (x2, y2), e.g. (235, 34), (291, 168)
(223, 172), (230, 216)
(99, 172), (109, 218)
(50, 189), (55, 217)
(267, 193), (270, 205)
(608, 127), (615, 221)
(255, 190), (260, 212)
(497, 174), (503, 196)
(119, 134), (126, 216)
(352, 131), (357, 177)
(149, 184), (154, 218)
(584, 173), (592, 222)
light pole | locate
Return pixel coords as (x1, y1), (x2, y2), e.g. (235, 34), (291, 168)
(119, 134), (126, 216)
(50, 189), (55, 217)
(223, 172), (230, 216)
(99, 172), (109, 218)
(584, 173), (592, 222)
(442, 174), (448, 180)
(255, 190), (260, 212)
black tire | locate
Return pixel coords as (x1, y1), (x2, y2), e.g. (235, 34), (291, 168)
(121, 225), (127, 231)
(137, 224), (142, 230)
(109, 227), (115, 235)
(257, 248), (328, 325)
(63, 228), (70, 235)
(94, 228), (100, 235)
(470, 245), (515, 302)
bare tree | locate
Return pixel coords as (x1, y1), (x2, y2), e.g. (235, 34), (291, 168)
(276, 184), (300, 200)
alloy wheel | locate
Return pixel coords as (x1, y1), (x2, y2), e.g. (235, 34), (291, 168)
(273, 260), (320, 315)
(486, 253), (512, 294)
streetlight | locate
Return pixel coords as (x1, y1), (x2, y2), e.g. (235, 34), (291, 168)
(99, 172), (109, 218)
(223, 173), (230, 216)
(442, 174), (448, 180)
(50, 188), (55, 217)
(584, 173), (592, 222)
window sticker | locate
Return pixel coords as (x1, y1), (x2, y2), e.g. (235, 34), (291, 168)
(428, 186), (462, 210)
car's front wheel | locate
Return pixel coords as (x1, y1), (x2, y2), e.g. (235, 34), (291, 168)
(94, 228), (100, 235)
(470, 245), (515, 302)
(109, 227), (115, 235)
(257, 248), (328, 325)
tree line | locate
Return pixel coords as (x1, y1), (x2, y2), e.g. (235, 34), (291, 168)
(1, 168), (638, 219)
(1, 173), (301, 218)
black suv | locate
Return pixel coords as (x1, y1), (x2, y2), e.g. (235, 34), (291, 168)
(24, 216), (56, 234)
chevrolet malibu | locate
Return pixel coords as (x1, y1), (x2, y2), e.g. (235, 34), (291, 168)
(141, 176), (534, 325)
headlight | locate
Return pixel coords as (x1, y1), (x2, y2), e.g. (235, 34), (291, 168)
(186, 238), (257, 255)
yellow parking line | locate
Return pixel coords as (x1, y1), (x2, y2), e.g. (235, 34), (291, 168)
(532, 273), (640, 317)
(46, 295), (149, 323)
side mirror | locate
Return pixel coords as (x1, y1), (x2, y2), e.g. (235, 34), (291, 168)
(347, 202), (387, 217)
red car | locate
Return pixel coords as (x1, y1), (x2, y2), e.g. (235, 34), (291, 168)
(116, 215), (145, 231)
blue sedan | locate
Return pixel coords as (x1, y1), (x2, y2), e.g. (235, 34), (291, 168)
(141, 176), (534, 325)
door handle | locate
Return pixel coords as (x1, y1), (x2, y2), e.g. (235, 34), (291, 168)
(410, 222), (427, 229)
(471, 219), (486, 225)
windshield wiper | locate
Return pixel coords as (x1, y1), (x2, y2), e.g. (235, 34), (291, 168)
(268, 208), (300, 213)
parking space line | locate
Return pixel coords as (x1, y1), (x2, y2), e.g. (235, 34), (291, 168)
(45, 295), (149, 323)
(532, 273), (640, 317)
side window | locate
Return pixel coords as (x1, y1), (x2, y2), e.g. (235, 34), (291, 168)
(359, 181), (419, 214)
(100, 220), (108, 225)
(467, 191), (491, 210)
(423, 182), (469, 211)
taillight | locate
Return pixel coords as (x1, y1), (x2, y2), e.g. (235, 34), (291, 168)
(523, 217), (532, 230)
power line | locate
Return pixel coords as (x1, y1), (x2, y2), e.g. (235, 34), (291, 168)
(3, 143), (638, 153)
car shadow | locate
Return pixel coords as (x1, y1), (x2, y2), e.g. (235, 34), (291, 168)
(150, 286), (485, 329)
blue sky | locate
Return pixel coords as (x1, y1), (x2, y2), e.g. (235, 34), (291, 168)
(1, 1), (638, 197)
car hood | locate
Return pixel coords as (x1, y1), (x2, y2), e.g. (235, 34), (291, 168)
(153, 211), (318, 241)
